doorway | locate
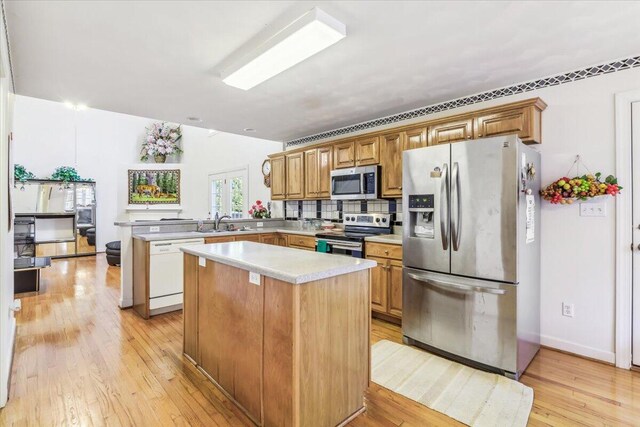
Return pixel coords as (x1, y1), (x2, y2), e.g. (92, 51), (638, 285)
(633, 102), (640, 366)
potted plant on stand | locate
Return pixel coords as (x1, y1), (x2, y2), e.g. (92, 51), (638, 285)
(140, 122), (183, 163)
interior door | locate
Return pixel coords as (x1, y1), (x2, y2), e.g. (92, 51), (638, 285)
(450, 136), (518, 282)
(632, 102), (640, 366)
(402, 143), (450, 273)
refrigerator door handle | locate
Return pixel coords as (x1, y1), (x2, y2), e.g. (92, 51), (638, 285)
(451, 162), (461, 251)
(440, 163), (449, 250)
(407, 273), (507, 295)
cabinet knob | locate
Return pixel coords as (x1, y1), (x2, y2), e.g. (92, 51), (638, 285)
(467, 135), (472, 139)
(384, 250), (389, 255)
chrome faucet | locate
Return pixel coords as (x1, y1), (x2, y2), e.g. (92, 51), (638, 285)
(214, 213), (231, 231)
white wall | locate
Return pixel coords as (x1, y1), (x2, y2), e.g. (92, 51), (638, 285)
(12, 95), (283, 251)
(292, 67), (640, 363)
(0, 4), (15, 408)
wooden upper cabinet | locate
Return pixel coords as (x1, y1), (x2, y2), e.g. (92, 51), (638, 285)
(474, 99), (546, 143)
(333, 140), (355, 169)
(428, 118), (473, 146)
(270, 155), (286, 200)
(404, 127), (428, 151)
(285, 152), (304, 199)
(305, 147), (332, 199)
(380, 133), (404, 198)
(355, 136), (380, 166)
(304, 149), (318, 198)
(317, 146), (332, 198)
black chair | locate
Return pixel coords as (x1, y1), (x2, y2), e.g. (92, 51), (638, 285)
(106, 241), (121, 266)
(86, 228), (96, 246)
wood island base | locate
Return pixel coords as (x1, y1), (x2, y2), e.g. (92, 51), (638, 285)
(183, 253), (371, 427)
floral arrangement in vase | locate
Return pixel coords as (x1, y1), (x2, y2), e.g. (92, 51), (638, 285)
(249, 200), (270, 219)
(540, 173), (621, 204)
(140, 122), (183, 163)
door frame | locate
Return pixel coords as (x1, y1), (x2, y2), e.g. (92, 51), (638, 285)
(614, 89), (640, 369)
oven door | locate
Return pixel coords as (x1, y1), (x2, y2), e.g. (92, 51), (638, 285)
(317, 239), (364, 258)
(331, 172), (363, 200)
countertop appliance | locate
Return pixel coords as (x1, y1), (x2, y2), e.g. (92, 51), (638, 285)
(401, 135), (540, 380)
(330, 165), (379, 200)
(316, 213), (392, 258)
(149, 238), (204, 315)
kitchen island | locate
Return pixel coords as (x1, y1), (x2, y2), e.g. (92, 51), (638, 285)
(181, 241), (376, 427)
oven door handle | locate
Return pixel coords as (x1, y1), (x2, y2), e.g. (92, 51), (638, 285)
(407, 273), (506, 295)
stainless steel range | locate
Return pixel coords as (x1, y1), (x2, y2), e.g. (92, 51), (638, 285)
(315, 213), (392, 258)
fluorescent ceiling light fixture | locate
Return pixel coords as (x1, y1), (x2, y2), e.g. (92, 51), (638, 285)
(222, 7), (346, 90)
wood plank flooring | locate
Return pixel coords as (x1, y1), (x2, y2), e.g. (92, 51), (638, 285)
(1, 255), (639, 426)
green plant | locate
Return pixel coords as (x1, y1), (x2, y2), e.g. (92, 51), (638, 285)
(50, 166), (92, 182)
(14, 164), (36, 183)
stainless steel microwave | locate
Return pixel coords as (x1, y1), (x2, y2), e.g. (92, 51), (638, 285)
(330, 166), (379, 200)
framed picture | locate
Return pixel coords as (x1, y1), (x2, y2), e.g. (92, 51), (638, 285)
(128, 169), (180, 204)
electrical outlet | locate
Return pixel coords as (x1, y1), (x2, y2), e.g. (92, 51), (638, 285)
(562, 302), (574, 317)
(580, 203), (606, 217)
(257, 222), (264, 228)
(249, 272), (261, 286)
(150, 226), (160, 232)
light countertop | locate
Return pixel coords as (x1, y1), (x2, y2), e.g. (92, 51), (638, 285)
(181, 241), (376, 284)
(132, 227), (321, 241)
(364, 234), (403, 245)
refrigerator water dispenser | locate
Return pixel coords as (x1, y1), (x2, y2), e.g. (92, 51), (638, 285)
(408, 194), (434, 238)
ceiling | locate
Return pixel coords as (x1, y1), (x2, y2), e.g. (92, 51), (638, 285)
(5, 1), (640, 142)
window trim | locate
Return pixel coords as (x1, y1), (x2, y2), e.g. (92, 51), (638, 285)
(208, 165), (250, 219)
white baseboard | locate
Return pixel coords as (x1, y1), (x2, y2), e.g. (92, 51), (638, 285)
(1, 317), (16, 408)
(119, 297), (133, 309)
(540, 334), (615, 364)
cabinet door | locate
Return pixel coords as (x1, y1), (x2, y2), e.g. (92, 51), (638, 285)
(205, 236), (235, 244)
(270, 156), (286, 200)
(304, 149), (318, 198)
(369, 257), (389, 314)
(355, 136), (380, 166)
(183, 253), (199, 362)
(276, 235), (288, 247)
(388, 259), (403, 319)
(333, 140), (355, 169)
(259, 233), (276, 245)
(285, 152), (305, 199)
(428, 118), (473, 146)
(317, 146), (332, 199)
(404, 127), (428, 151)
(380, 133), (404, 197)
(474, 107), (530, 140)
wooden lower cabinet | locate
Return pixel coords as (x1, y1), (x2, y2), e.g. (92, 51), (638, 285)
(235, 234), (260, 242)
(287, 234), (316, 250)
(35, 242), (76, 257)
(366, 242), (403, 323)
(259, 233), (277, 245)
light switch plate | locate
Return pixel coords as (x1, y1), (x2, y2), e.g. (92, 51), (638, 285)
(150, 226), (160, 232)
(198, 257), (206, 267)
(249, 272), (261, 285)
(580, 203), (606, 217)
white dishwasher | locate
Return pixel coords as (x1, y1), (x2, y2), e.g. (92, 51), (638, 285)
(149, 238), (204, 315)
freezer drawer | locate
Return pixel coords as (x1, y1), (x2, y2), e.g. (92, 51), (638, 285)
(402, 268), (517, 374)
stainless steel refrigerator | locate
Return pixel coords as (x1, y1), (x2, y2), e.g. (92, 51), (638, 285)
(402, 134), (540, 379)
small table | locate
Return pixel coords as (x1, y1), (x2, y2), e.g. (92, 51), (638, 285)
(14, 257), (51, 294)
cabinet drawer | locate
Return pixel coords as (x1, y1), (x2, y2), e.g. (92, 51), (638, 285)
(287, 234), (316, 249)
(205, 236), (235, 244)
(365, 242), (402, 260)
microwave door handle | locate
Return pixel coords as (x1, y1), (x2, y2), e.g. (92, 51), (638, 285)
(360, 175), (365, 195)
(440, 163), (449, 250)
(407, 273), (506, 295)
(451, 162), (461, 251)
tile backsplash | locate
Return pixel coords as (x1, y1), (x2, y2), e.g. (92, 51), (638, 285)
(285, 199), (403, 224)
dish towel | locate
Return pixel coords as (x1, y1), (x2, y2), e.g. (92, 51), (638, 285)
(316, 240), (329, 253)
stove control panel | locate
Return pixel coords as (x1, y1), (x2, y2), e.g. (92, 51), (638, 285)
(343, 213), (392, 227)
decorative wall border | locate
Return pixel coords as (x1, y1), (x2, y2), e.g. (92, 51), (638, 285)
(286, 55), (640, 147)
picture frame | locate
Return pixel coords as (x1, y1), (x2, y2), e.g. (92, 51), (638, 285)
(128, 169), (181, 204)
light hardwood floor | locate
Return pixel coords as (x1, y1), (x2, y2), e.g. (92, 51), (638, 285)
(1, 255), (639, 426)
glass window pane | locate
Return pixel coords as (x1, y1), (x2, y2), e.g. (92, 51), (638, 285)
(230, 177), (244, 218)
(211, 179), (223, 216)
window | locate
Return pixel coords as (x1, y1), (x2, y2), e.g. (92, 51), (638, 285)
(208, 167), (249, 219)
